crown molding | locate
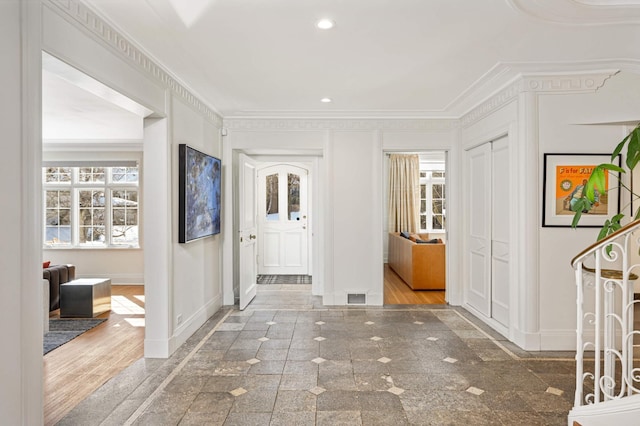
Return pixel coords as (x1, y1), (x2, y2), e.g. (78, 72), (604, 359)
(507, 0), (640, 25)
(520, 70), (619, 93)
(223, 118), (457, 132)
(224, 110), (457, 120)
(228, 68), (622, 130)
(44, 0), (223, 126)
(459, 82), (521, 127)
(460, 69), (620, 127)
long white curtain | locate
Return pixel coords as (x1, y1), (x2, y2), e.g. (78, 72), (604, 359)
(388, 154), (420, 233)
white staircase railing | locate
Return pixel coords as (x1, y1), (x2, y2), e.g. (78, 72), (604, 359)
(570, 219), (640, 414)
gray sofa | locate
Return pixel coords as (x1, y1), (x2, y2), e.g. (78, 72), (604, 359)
(43, 264), (75, 311)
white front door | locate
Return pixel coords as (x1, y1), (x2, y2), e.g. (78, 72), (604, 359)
(239, 154), (258, 310)
(257, 164), (309, 275)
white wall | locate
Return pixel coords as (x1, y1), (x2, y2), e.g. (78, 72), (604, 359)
(458, 70), (640, 351)
(331, 131), (382, 304)
(538, 71), (640, 349)
(169, 97), (223, 351)
(1, 0), (43, 423)
(222, 121), (456, 307)
(41, 1), (224, 358)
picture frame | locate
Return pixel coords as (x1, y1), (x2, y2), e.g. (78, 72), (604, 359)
(542, 153), (621, 227)
(178, 144), (222, 243)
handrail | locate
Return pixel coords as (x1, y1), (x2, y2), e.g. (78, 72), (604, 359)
(571, 219), (640, 268)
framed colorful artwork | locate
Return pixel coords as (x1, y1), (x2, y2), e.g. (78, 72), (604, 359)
(542, 153), (621, 227)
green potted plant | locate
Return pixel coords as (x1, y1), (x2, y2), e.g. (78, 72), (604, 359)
(572, 124), (640, 240)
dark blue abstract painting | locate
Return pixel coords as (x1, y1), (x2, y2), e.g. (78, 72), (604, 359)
(179, 144), (221, 243)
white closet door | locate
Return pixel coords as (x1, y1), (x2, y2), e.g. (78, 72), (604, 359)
(491, 136), (510, 327)
(467, 143), (492, 317)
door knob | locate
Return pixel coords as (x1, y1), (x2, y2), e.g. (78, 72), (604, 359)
(250, 234), (257, 240)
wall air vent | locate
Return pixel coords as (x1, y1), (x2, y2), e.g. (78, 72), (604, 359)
(347, 293), (366, 305)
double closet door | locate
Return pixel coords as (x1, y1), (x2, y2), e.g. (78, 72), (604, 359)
(467, 136), (510, 328)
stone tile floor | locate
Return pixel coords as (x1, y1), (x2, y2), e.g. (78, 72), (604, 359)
(59, 285), (575, 425)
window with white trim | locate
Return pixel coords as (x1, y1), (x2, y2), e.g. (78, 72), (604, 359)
(419, 169), (445, 232)
(43, 166), (139, 248)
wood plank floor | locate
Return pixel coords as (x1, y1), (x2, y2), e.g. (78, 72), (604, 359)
(44, 285), (145, 426)
(383, 263), (446, 304)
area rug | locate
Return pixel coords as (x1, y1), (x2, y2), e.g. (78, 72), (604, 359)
(257, 275), (312, 285)
(44, 318), (106, 355)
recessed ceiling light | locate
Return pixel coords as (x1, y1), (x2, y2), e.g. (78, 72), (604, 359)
(316, 19), (335, 30)
(320, 97), (332, 103)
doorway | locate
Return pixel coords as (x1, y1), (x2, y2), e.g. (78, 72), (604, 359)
(383, 151), (448, 305)
(236, 154), (318, 310)
(41, 52), (152, 422)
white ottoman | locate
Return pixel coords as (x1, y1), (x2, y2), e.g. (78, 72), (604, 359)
(60, 278), (111, 318)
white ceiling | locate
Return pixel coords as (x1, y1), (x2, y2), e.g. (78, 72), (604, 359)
(42, 53), (150, 142)
(49, 0), (640, 123)
(80, 0), (640, 118)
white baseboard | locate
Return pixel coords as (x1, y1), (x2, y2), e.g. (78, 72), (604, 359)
(511, 327), (542, 351)
(144, 338), (170, 359)
(145, 294), (222, 359)
(169, 295), (223, 355)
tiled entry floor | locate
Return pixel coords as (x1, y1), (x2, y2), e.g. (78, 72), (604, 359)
(60, 287), (574, 425)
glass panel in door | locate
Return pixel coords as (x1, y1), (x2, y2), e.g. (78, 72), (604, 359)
(288, 173), (300, 221)
(265, 173), (279, 221)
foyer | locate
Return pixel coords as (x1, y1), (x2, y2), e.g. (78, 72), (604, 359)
(60, 286), (574, 425)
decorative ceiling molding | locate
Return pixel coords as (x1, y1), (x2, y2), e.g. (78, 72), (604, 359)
(228, 68), (622, 130)
(507, 0), (640, 25)
(45, 0), (223, 126)
(459, 83), (521, 127)
(223, 118), (457, 132)
(225, 110), (456, 120)
(460, 69), (619, 127)
(521, 70), (619, 93)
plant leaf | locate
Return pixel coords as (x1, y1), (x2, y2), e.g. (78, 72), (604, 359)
(571, 209), (583, 229)
(586, 167), (605, 202)
(600, 163), (625, 174)
(597, 220), (610, 241)
(611, 213), (624, 224)
(611, 133), (631, 161)
(626, 129), (640, 170)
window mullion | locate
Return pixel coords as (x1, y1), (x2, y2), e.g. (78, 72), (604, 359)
(72, 169), (78, 246)
(427, 179), (433, 233)
(106, 184), (112, 246)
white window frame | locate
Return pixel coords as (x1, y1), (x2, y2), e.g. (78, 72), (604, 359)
(419, 165), (446, 234)
(43, 166), (140, 249)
